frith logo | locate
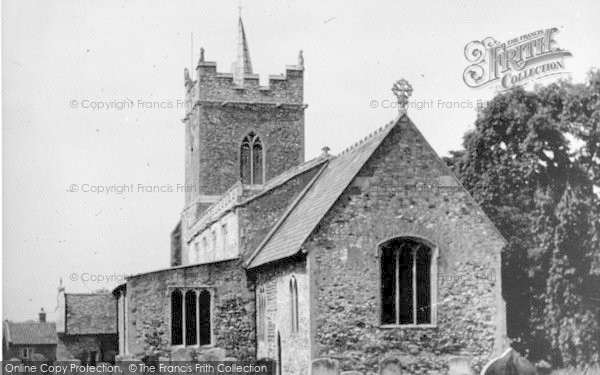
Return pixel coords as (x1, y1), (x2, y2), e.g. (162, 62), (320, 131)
(463, 27), (573, 90)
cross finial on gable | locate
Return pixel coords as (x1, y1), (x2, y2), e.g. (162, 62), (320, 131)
(392, 79), (413, 114)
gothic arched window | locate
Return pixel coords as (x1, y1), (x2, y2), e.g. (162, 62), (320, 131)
(185, 291), (197, 345)
(171, 290), (183, 345)
(257, 286), (267, 342)
(241, 132), (264, 185)
(289, 276), (299, 333)
(199, 290), (212, 346)
(380, 237), (436, 326)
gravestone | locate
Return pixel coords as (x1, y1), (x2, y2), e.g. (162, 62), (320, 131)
(171, 348), (192, 361)
(341, 371), (363, 375)
(203, 348), (226, 361)
(448, 356), (474, 375)
(379, 357), (402, 375)
(311, 358), (339, 375)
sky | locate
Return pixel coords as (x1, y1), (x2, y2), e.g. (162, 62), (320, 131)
(2, 0), (599, 321)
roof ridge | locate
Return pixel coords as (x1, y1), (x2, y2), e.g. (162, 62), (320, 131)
(337, 118), (397, 156)
(242, 155), (329, 200)
(186, 156), (330, 242)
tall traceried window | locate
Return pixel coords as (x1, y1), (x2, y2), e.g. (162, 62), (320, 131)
(257, 286), (267, 342)
(240, 132), (264, 185)
(289, 276), (299, 333)
(380, 237), (436, 326)
(170, 288), (212, 346)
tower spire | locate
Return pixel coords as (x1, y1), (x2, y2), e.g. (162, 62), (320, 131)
(233, 14), (253, 85)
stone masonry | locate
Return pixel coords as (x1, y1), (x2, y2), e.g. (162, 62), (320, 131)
(304, 117), (506, 373)
(119, 16), (507, 375)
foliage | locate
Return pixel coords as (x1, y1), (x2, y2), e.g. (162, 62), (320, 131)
(551, 365), (600, 375)
(545, 185), (599, 365)
(446, 69), (600, 366)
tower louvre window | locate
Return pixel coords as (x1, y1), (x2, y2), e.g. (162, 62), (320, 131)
(240, 132), (264, 185)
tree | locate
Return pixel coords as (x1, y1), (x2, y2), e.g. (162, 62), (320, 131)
(545, 184), (600, 366)
(446, 70), (600, 364)
(447, 86), (571, 355)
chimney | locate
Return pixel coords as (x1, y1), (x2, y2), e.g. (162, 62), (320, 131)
(39, 308), (46, 323)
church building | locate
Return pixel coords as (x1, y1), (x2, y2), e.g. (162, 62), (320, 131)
(114, 16), (508, 374)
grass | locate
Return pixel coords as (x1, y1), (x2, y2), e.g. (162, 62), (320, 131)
(551, 366), (600, 375)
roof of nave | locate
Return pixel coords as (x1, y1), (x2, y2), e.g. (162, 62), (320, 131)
(244, 115), (401, 269)
(188, 154), (330, 240)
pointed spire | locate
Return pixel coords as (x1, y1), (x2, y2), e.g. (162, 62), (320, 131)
(233, 16), (253, 85)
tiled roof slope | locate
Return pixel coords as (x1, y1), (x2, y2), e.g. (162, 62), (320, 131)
(4, 321), (58, 345)
(189, 157), (329, 241)
(65, 293), (116, 335)
(241, 156), (329, 203)
(245, 116), (401, 268)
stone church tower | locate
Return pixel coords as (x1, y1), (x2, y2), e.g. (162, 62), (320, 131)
(172, 17), (306, 264)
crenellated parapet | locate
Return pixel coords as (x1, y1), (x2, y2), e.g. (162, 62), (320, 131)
(186, 58), (304, 113)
